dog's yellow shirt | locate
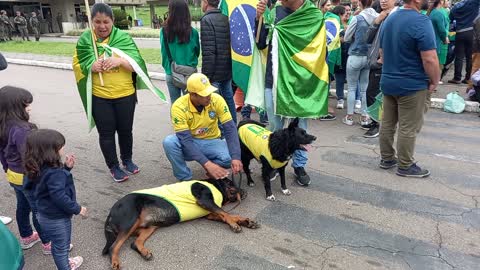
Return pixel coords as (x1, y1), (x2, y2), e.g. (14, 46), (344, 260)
(132, 181), (223, 222)
(238, 124), (288, 169)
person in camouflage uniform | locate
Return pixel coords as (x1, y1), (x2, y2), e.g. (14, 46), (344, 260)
(14, 11), (29, 41)
(0, 10), (12, 42)
(29, 12), (40, 41)
(1, 11), (14, 41)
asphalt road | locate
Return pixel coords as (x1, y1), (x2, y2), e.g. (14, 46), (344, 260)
(1, 64), (480, 270)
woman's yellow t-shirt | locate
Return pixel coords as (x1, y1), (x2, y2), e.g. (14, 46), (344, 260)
(92, 38), (135, 99)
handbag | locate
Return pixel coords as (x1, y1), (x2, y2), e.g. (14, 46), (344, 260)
(162, 29), (196, 89)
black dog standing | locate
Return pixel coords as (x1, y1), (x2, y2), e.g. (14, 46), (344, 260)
(238, 118), (317, 201)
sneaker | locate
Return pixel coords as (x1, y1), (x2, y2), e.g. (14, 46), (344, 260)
(336, 99), (344, 109)
(360, 116), (370, 126)
(69, 256), (83, 270)
(379, 159), (398, 169)
(361, 122), (376, 131)
(110, 165), (129, 182)
(448, 79), (461, 84)
(342, 116), (354, 126)
(122, 160), (140, 175)
(269, 170), (279, 181)
(396, 163), (430, 178)
(42, 242), (73, 255)
(20, 232), (40, 249)
(320, 113), (336, 121)
(363, 125), (379, 138)
(0, 216), (12, 225)
(438, 81), (443, 85)
(355, 100), (361, 109)
(294, 167), (311, 186)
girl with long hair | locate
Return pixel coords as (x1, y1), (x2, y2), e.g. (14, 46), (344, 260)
(161, 0), (200, 103)
(0, 86), (52, 253)
(24, 129), (87, 270)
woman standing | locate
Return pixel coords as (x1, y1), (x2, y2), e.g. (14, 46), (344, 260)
(161, 0), (200, 104)
(343, 0), (378, 126)
(428, 0), (449, 84)
(73, 3), (165, 182)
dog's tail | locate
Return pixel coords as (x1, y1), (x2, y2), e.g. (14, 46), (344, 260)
(102, 213), (116, 256)
(238, 118), (266, 128)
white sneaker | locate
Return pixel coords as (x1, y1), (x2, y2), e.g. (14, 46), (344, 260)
(360, 116), (370, 126)
(438, 81), (443, 85)
(336, 99), (344, 109)
(69, 256), (83, 270)
(0, 216), (12, 225)
(355, 100), (361, 109)
(342, 116), (354, 126)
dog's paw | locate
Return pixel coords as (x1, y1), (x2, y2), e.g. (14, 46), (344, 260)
(230, 223), (242, 233)
(266, 195), (276, 201)
(282, 189), (292, 196)
(248, 181), (255, 187)
(143, 251), (153, 261)
(246, 219), (261, 229)
(112, 261), (120, 270)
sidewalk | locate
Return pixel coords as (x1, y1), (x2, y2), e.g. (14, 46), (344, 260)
(3, 51), (479, 112)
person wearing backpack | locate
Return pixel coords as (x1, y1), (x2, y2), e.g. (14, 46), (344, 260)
(343, 0), (379, 127)
(361, 0), (398, 138)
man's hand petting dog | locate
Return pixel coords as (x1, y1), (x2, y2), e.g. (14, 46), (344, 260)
(204, 161), (229, 179)
(231, 159), (243, 175)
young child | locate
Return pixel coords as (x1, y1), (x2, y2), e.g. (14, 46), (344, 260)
(0, 86), (51, 253)
(24, 129), (87, 270)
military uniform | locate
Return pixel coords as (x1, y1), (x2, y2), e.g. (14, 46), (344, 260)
(29, 16), (40, 41)
(0, 13), (12, 42)
(14, 15), (29, 41)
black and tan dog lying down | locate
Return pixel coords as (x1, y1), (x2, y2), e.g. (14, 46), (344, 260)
(102, 178), (259, 270)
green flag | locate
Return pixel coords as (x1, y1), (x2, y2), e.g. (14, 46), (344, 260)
(73, 27), (166, 131)
(270, 0), (329, 118)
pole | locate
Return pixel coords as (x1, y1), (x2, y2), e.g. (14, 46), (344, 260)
(255, 17), (263, 43)
(84, 0), (104, 86)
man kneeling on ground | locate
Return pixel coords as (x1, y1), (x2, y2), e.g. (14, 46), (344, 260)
(163, 73), (243, 181)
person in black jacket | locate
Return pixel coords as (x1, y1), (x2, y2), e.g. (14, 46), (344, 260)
(200, 0), (236, 123)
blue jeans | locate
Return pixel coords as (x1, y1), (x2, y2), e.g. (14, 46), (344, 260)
(10, 183), (48, 243)
(334, 71), (361, 101)
(264, 87), (308, 168)
(162, 135), (232, 180)
(166, 74), (184, 104)
(346, 55), (369, 115)
(38, 215), (72, 270)
(212, 79), (237, 123)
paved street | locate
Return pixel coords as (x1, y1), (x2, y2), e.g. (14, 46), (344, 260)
(39, 36), (161, 49)
(0, 64), (479, 270)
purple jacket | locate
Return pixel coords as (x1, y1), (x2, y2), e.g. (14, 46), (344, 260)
(0, 122), (32, 174)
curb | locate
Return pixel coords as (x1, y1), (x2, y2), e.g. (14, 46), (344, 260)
(60, 35), (159, 41)
(6, 58), (166, 81)
(7, 58), (479, 113)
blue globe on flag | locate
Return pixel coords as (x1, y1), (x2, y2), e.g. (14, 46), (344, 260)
(229, 4), (256, 57)
(325, 20), (338, 46)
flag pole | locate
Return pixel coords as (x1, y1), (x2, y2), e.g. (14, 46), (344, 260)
(256, 17), (263, 43)
(84, 0), (104, 86)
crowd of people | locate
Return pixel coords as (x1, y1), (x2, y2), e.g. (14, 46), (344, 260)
(1, 0), (480, 269)
(0, 10), (64, 42)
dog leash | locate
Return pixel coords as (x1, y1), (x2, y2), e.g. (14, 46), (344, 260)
(225, 173), (243, 213)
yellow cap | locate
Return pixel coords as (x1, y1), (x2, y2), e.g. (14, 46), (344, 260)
(187, 73), (217, 97)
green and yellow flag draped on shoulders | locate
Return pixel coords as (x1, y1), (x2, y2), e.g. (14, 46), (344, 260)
(270, 0), (329, 118)
(73, 27), (166, 131)
(325, 11), (342, 75)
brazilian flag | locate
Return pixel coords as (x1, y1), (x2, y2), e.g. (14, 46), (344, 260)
(325, 11), (342, 75)
(220, 0), (267, 110)
(73, 27), (166, 131)
(270, 0), (329, 118)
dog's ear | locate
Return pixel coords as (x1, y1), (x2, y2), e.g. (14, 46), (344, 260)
(288, 117), (299, 131)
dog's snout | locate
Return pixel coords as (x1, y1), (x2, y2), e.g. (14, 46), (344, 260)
(312, 135), (317, 141)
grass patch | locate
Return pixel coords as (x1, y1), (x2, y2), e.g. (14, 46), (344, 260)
(0, 41), (162, 64)
(122, 5), (204, 26)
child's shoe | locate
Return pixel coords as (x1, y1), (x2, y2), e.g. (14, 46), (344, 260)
(69, 256), (83, 270)
(110, 165), (129, 182)
(20, 231), (40, 249)
(122, 159), (140, 175)
(42, 242), (73, 255)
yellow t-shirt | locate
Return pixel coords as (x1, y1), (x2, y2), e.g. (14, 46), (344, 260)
(238, 124), (288, 169)
(132, 180), (223, 222)
(171, 93), (232, 139)
(92, 38), (135, 99)
(6, 169), (24, 185)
